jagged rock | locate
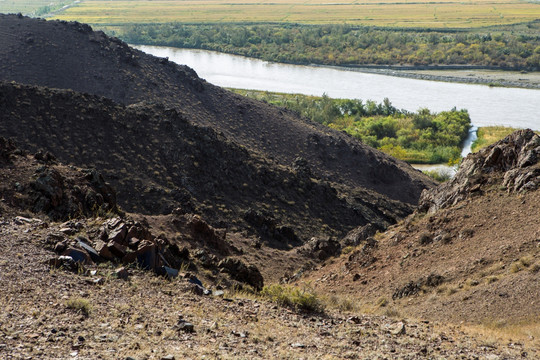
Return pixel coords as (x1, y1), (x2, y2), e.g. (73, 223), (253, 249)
(186, 214), (230, 254)
(157, 266), (179, 279)
(341, 223), (384, 247)
(217, 258), (264, 290)
(77, 239), (102, 263)
(391, 322), (406, 336)
(94, 240), (114, 260)
(420, 130), (540, 213)
(62, 247), (93, 265)
(300, 237), (341, 260)
(107, 241), (127, 258)
(115, 267), (129, 280)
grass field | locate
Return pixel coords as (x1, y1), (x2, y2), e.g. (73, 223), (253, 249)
(52, 0), (540, 28)
(0, 0), (69, 15)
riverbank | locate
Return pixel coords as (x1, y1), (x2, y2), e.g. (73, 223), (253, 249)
(323, 66), (540, 89)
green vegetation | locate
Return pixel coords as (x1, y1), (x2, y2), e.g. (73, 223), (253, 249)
(53, 0), (540, 28)
(120, 23), (540, 70)
(0, 0), (70, 16)
(260, 284), (323, 312)
(233, 90), (471, 164)
(423, 170), (453, 182)
(472, 126), (521, 152)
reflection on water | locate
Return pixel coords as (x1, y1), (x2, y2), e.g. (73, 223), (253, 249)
(134, 45), (540, 131)
(134, 45), (539, 179)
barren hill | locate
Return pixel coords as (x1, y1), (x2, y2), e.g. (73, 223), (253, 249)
(0, 139), (533, 359)
(0, 14), (432, 209)
(0, 81), (414, 245)
(305, 130), (540, 327)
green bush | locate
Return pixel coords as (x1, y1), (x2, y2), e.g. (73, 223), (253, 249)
(233, 90), (471, 164)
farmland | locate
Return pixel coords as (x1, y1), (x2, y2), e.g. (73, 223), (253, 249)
(0, 0), (72, 16)
(52, 0), (540, 28)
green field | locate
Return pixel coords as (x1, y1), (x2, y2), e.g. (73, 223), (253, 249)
(0, 0), (71, 16)
(52, 0), (540, 28)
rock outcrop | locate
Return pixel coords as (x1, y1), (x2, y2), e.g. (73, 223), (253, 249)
(0, 137), (116, 220)
(419, 129), (540, 213)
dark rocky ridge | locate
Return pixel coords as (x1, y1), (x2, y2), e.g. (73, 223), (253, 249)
(0, 137), (116, 220)
(0, 81), (412, 243)
(419, 129), (540, 213)
(0, 14), (433, 208)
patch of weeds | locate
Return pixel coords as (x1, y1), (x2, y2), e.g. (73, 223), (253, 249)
(376, 297), (388, 307)
(325, 295), (355, 311)
(66, 297), (92, 317)
(383, 307), (401, 318)
(260, 284), (323, 312)
(529, 262), (540, 273)
(423, 169), (452, 182)
(485, 275), (499, 284)
(418, 232), (432, 245)
(341, 246), (354, 255)
(464, 278), (480, 287)
(510, 256), (534, 273)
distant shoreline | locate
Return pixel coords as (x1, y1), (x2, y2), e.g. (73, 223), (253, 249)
(313, 65), (540, 89)
(132, 43), (540, 89)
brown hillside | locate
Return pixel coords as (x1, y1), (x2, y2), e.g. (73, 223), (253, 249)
(0, 140), (532, 359)
(0, 14), (433, 208)
(304, 130), (540, 328)
(0, 82), (414, 245)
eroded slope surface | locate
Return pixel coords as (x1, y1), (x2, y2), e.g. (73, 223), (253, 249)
(0, 82), (413, 244)
(306, 130), (540, 327)
(0, 14), (432, 207)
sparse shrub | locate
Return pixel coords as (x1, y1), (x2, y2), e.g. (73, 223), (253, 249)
(326, 295), (355, 311)
(376, 297), (388, 307)
(510, 256), (534, 273)
(383, 307), (401, 318)
(519, 255), (534, 267)
(441, 233), (452, 244)
(465, 278), (480, 287)
(418, 232), (432, 245)
(460, 228), (475, 238)
(66, 297), (92, 316)
(486, 276), (499, 284)
(260, 284), (323, 312)
(341, 246), (354, 255)
(529, 262), (540, 273)
(423, 169), (453, 182)
(510, 262), (524, 273)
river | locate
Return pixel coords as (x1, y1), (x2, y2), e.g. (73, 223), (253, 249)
(134, 45), (540, 132)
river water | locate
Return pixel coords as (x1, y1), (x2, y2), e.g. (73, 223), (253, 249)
(135, 45), (540, 132)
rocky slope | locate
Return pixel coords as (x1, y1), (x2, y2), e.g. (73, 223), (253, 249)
(304, 130), (540, 329)
(0, 136), (533, 359)
(0, 81), (413, 246)
(0, 14), (432, 209)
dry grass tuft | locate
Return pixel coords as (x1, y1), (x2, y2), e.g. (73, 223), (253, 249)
(66, 297), (92, 316)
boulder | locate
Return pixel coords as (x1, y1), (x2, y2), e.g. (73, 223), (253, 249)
(420, 130), (540, 213)
(217, 258), (264, 290)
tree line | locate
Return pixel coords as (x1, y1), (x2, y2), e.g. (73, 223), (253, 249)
(121, 23), (540, 70)
(233, 90), (471, 164)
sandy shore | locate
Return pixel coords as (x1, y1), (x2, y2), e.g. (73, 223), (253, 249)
(358, 68), (540, 89)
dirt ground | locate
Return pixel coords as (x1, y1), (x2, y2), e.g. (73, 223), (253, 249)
(0, 217), (536, 360)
